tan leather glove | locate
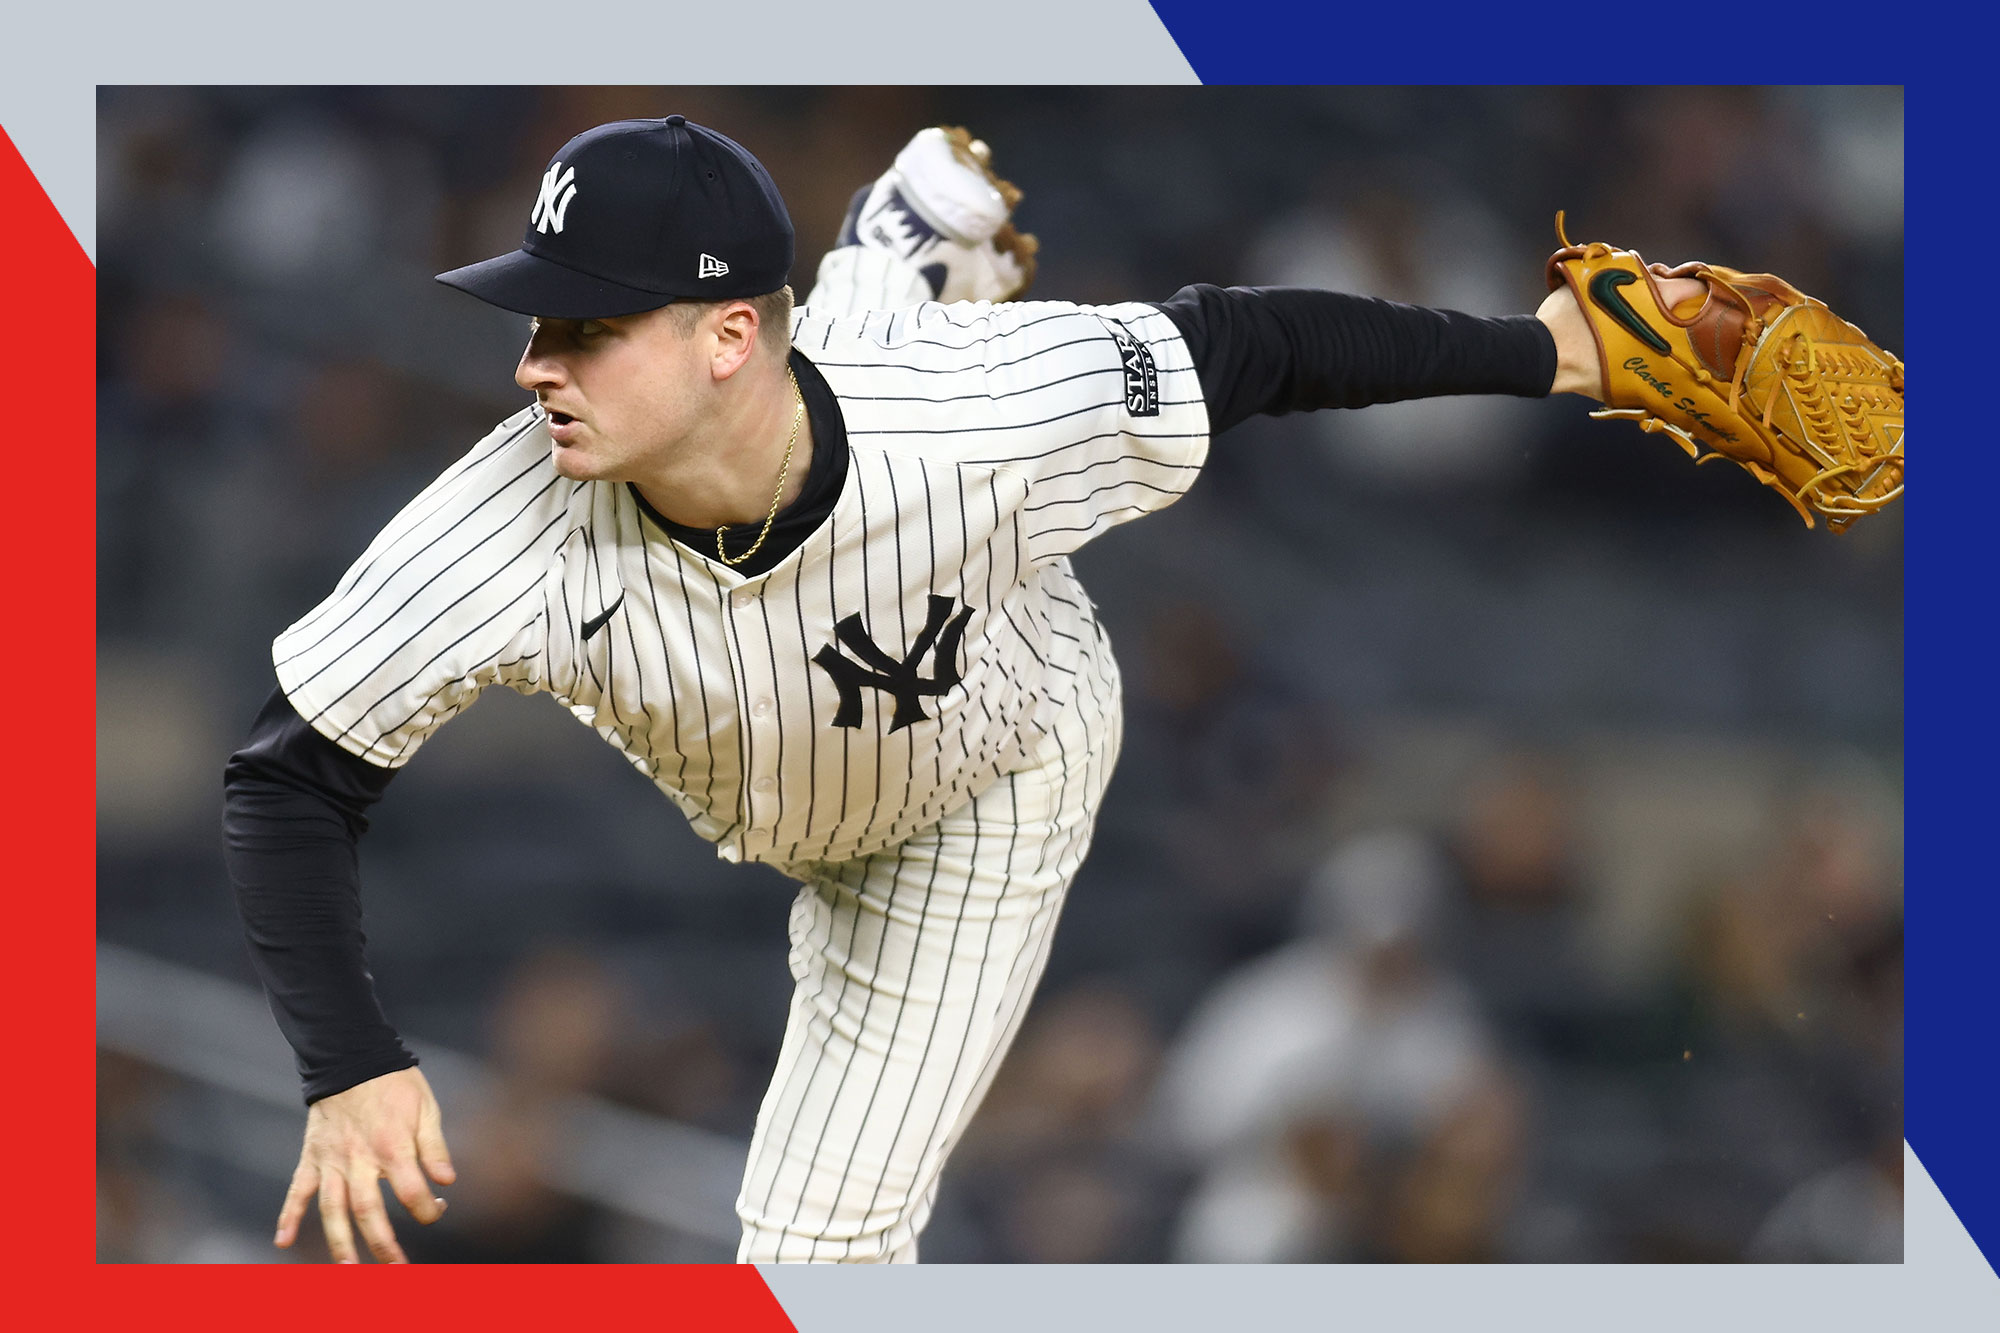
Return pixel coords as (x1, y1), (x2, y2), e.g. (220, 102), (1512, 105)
(1546, 213), (1903, 531)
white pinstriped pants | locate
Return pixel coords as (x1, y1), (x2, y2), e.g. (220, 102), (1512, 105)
(737, 686), (1120, 1263)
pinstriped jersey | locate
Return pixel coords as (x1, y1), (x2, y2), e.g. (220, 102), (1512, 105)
(271, 298), (1209, 866)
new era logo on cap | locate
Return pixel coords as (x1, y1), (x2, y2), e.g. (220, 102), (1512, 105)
(532, 161), (578, 235)
(699, 253), (729, 279)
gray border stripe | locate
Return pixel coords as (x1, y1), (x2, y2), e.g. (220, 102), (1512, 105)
(6, 0), (1196, 259)
(761, 1146), (1993, 1331)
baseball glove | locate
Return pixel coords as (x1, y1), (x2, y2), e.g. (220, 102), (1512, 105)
(1545, 213), (1903, 531)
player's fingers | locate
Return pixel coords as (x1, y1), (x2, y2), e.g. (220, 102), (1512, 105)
(344, 1171), (410, 1264)
(318, 1171), (363, 1264)
(416, 1106), (457, 1187)
(384, 1157), (448, 1226)
(275, 1160), (319, 1248)
(1655, 274), (1707, 314)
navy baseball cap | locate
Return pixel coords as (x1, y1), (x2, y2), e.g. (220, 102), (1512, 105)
(435, 115), (795, 318)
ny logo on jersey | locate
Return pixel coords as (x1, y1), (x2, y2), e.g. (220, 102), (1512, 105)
(532, 161), (579, 235)
(813, 595), (975, 732)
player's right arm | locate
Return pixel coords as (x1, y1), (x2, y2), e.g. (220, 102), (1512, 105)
(224, 407), (566, 1260)
(224, 687), (451, 1262)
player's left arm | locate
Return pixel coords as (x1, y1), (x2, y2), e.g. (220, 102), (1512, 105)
(1536, 281), (1620, 398)
(982, 279), (1647, 567)
(1154, 251), (1899, 532)
(1145, 279), (1647, 441)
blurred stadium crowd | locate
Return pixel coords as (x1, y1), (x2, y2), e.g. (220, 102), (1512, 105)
(96, 86), (1902, 1264)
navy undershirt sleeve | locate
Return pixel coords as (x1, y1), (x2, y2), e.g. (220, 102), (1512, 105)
(1149, 284), (1559, 436)
(223, 686), (416, 1104)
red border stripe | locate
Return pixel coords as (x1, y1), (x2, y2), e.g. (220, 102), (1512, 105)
(1, 122), (97, 1271)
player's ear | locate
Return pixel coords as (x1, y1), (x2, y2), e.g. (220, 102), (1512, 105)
(710, 301), (760, 381)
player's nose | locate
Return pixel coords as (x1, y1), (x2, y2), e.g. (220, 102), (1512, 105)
(515, 329), (568, 392)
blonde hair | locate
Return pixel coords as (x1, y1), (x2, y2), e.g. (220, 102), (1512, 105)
(662, 285), (794, 357)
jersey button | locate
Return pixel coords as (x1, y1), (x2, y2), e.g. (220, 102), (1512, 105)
(731, 589), (754, 609)
(752, 698), (774, 718)
(753, 777), (776, 794)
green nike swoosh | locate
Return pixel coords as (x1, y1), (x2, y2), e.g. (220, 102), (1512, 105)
(1589, 270), (1672, 354)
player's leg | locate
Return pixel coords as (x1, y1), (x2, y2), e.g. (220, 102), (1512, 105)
(735, 671), (1121, 1263)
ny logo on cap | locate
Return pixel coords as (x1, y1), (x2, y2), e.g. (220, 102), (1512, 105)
(532, 162), (578, 235)
(699, 253), (730, 279)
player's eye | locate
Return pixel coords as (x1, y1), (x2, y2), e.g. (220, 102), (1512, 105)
(577, 320), (608, 339)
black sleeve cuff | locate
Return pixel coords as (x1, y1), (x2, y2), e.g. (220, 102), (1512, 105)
(304, 1050), (423, 1107)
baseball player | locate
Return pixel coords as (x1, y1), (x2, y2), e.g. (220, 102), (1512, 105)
(223, 115), (1898, 1264)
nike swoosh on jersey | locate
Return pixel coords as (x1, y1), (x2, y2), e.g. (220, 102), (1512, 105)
(582, 591), (626, 641)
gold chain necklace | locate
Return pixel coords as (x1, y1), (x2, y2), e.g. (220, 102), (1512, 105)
(716, 367), (803, 567)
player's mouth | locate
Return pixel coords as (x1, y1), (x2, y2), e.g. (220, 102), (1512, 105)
(544, 406), (582, 442)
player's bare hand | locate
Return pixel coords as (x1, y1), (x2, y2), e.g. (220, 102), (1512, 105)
(1538, 274), (1707, 400)
(275, 1066), (455, 1263)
